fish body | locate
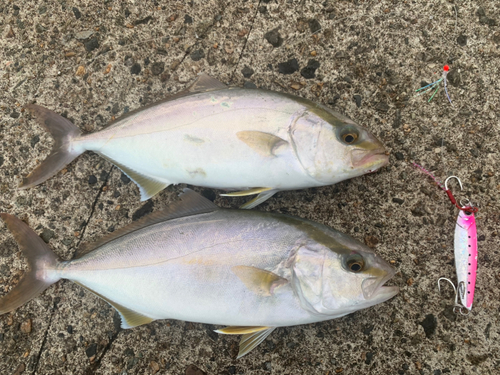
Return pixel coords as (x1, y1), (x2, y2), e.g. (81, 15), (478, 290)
(454, 209), (478, 310)
(21, 75), (388, 207)
(0, 190), (398, 357)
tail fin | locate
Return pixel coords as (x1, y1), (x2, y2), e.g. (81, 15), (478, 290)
(19, 104), (83, 189)
(0, 213), (60, 314)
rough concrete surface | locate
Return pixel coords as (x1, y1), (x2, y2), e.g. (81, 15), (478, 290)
(0, 0), (499, 374)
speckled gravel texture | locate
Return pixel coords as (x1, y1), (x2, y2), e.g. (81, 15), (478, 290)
(1, 1), (499, 374)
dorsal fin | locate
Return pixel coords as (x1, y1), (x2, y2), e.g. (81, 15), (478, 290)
(74, 189), (218, 258)
(188, 73), (227, 92)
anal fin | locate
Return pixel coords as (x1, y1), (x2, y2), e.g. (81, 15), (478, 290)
(75, 282), (154, 329)
(97, 153), (169, 201)
(215, 326), (277, 358)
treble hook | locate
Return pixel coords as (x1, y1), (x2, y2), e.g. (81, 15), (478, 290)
(444, 176), (463, 191)
(437, 278), (470, 316)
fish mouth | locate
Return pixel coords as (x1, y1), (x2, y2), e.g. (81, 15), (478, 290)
(361, 269), (399, 301)
(351, 148), (389, 172)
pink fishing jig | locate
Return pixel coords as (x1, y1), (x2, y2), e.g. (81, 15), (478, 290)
(412, 164), (478, 315)
(438, 176), (478, 315)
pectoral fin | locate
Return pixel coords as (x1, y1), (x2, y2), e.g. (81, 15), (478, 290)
(237, 131), (288, 157)
(232, 266), (288, 296)
(214, 326), (277, 359)
(75, 282), (154, 329)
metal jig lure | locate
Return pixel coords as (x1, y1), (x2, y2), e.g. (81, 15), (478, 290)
(412, 165), (478, 314)
(438, 176), (478, 315)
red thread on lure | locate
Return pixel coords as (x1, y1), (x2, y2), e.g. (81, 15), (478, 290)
(412, 163), (478, 214)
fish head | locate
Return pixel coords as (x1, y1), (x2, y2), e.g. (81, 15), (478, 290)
(291, 226), (398, 317)
(289, 105), (388, 184)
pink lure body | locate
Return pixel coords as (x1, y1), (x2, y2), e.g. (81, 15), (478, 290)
(454, 209), (478, 310)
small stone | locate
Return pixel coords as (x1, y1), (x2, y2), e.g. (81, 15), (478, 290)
(10, 111), (20, 119)
(20, 318), (32, 334)
(278, 58), (299, 75)
(130, 63), (141, 75)
(420, 314), (437, 338)
(395, 152), (404, 161)
(392, 198), (404, 205)
(84, 37), (99, 52)
(364, 235), (379, 248)
(85, 343), (97, 358)
(88, 175), (97, 185)
(72, 7), (82, 19)
(264, 28), (283, 47)
(190, 49), (205, 61)
(300, 59), (320, 79)
(150, 361), (160, 373)
(111, 103), (120, 115)
(184, 15), (193, 24)
(365, 352), (374, 365)
(120, 173), (131, 184)
(353, 94), (362, 108)
(40, 228), (55, 243)
(457, 34), (467, 46)
(375, 102), (390, 112)
(241, 66), (254, 78)
(6, 26), (15, 38)
(67, 325), (73, 334)
(185, 364), (206, 375)
(151, 61), (165, 75)
(133, 201), (154, 221)
(75, 30), (93, 40)
(308, 19), (321, 33)
(76, 66), (86, 76)
(243, 81), (257, 89)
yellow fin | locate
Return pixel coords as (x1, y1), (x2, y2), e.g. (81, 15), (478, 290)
(232, 266), (288, 296)
(97, 153), (169, 201)
(75, 282), (154, 329)
(220, 187), (272, 197)
(236, 131), (288, 157)
(238, 328), (276, 358)
(214, 326), (270, 335)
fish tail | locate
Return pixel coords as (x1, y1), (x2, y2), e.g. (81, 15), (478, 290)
(0, 213), (61, 314)
(19, 104), (84, 189)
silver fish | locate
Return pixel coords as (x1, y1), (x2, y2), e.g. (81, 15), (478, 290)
(20, 74), (388, 208)
(0, 190), (398, 358)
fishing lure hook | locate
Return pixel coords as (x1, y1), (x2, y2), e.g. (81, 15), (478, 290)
(444, 176), (463, 191)
(437, 277), (469, 315)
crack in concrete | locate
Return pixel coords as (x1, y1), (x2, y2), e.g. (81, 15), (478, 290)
(231, 0), (262, 82)
(27, 165), (114, 374)
(32, 310), (53, 375)
(71, 165), (115, 259)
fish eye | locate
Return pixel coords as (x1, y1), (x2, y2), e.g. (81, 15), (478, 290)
(344, 254), (365, 273)
(342, 131), (358, 145)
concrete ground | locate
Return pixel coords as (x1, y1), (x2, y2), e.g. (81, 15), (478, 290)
(1, 0), (499, 374)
